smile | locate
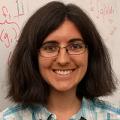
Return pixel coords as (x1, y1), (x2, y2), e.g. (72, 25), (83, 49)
(53, 69), (75, 75)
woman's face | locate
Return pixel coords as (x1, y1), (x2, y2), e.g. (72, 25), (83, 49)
(38, 19), (88, 92)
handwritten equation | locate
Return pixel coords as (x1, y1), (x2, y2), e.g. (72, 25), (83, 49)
(0, 0), (25, 48)
(0, 18), (20, 48)
(89, 0), (118, 38)
(0, 0), (25, 64)
(89, 0), (116, 20)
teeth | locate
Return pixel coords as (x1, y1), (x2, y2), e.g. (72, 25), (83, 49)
(54, 70), (73, 75)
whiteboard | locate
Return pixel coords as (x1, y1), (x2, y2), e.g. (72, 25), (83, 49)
(0, 0), (120, 111)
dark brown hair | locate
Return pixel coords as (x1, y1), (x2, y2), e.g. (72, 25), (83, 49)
(8, 1), (116, 104)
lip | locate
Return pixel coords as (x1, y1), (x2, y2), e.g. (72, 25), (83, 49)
(52, 68), (76, 77)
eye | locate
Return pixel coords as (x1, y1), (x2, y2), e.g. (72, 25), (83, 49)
(68, 42), (85, 50)
(41, 44), (58, 53)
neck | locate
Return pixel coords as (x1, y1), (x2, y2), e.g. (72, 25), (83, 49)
(46, 88), (82, 120)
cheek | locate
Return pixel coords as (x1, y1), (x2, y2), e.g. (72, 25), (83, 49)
(38, 57), (52, 68)
(82, 53), (88, 76)
(38, 57), (53, 76)
(81, 53), (88, 72)
(83, 54), (88, 68)
(72, 52), (88, 68)
(76, 53), (88, 81)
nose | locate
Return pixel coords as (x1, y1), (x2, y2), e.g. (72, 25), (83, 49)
(55, 47), (70, 66)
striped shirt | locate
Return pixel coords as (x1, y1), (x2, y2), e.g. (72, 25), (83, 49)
(0, 97), (120, 120)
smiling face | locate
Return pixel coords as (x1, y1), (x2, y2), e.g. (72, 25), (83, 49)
(38, 19), (88, 93)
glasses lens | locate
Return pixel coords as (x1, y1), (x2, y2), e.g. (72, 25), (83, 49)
(40, 43), (59, 57)
(40, 41), (87, 57)
(67, 42), (86, 54)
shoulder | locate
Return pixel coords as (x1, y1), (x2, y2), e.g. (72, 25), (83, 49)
(91, 98), (120, 119)
(82, 97), (120, 119)
(0, 104), (35, 120)
(92, 98), (120, 113)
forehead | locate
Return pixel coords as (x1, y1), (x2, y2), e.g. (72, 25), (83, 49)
(43, 19), (83, 44)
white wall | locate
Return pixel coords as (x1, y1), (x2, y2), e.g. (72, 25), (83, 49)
(0, 0), (120, 111)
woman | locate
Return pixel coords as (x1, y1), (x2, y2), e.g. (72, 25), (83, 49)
(0, 1), (120, 120)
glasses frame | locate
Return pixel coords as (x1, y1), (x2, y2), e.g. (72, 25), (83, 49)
(39, 41), (88, 58)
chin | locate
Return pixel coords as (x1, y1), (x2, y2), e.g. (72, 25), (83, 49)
(51, 84), (76, 93)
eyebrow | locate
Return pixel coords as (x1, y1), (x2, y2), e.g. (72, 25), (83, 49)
(42, 41), (58, 45)
(68, 38), (84, 43)
(42, 38), (84, 45)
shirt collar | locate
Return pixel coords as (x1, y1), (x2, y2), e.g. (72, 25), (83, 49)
(32, 97), (91, 120)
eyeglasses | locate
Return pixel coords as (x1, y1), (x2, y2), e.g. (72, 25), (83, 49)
(39, 40), (87, 58)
